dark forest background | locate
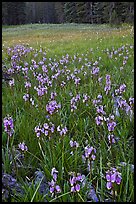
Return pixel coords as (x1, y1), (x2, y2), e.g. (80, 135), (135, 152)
(2, 2), (134, 25)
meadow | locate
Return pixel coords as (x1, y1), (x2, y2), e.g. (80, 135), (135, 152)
(2, 23), (134, 202)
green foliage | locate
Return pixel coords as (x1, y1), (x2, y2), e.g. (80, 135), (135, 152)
(2, 24), (134, 202)
(2, 2), (134, 25)
(64, 2), (78, 23)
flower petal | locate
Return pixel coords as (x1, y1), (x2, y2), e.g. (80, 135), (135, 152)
(106, 181), (112, 190)
(111, 172), (117, 183)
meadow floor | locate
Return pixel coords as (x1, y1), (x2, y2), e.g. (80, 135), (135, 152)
(2, 24), (134, 202)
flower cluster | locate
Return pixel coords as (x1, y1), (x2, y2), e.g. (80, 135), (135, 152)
(104, 74), (111, 95)
(74, 77), (81, 86)
(9, 78), (15, 87)
(108, 134), (116, 144)
(83, 93), (90, 104)
(107, 121), (116, 132)
(129, 97), (134, 107)
(46, 100), (61, 115)
(93, 95), (106, 126)
(18, 142), (28, 151)
(70, 140), (79, 148)
(106, 167), (122, 190)
(60, 81), (66, 87)
(92, 94), (102, 106)
(34, 85), (48, 97)
(115, 84), (126, 95)
(70, 139), (79, 155)
(105, 45), (131, 69)
(8, 44), (31, 61)
(23, 93), (35, 106)
(23, 93), (29, 102)
(69, 172), (83, 193)
(70, 94), (80, 112)
(113, 95), (133, 120)
(91, 66), (99, 75)
(95, 115), (104, 126)
(24, 81), (31, 89)
(82, 146), (96, 161)
(96, 105), (106, 115)
(35, 122), (55, 138)
(98, 77), (103, 84)
(2, 42), (134, 202)
(50, 92), (57, 100)
(48, 168), (61, 196)
(3, 116), (14, 137)
(57, 125), (68, 136)
(106, 115), (116, 132)
(82, 145), (96, 172)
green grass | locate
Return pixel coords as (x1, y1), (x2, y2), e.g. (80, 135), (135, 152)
(2, 23), (134, 202)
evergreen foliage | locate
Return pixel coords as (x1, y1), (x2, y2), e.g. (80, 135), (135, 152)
(2, 2), (134, 25)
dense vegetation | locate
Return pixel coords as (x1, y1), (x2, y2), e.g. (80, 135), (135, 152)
(2, 24), (134, 202)
(2, 2), (134, 25)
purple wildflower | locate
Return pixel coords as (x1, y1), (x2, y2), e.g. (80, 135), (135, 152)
(49, 186), (55, 193)
(71, 186), (76, 192)
(97, 94), (102, 100)
(70, 140), (79, 148)
(30, 97), (35, 106)
(18, 142), (28, 151)
(24, 81), (31, 89)
(43, 123), (49, 129)
(9, 78), (15, 86)
(60, 81), (66, 87)
(92, 94), (102, 106)
(35, 86), (48, 97)
(83, 94), (90, 103)
(74, 77), (81, 86)
(106, 168), (122, 190)
(119, 84), (126, 93)
(48, 168), (61, 196)
(42, 65), (48, 73)
(83, 146), (96, 161)
(35, 122), (55, 138)
(35, 124), (42, 137)
(69, 173), (83, 193)
(108, 134), (116, 144)
(55, 185), (61, 193)
(46, 100), (61, 115)
(106, 181), (112, 190)
(70, 94), (81, 111)
(3, 116), (14, 137)
(57, 125), (68, 136)
(107, 121), (116, 132)
(129, 97), (134, 106)
(51, 167), (58, 181)
(75, 184), (80, 192)
(96, 105), (106, 115)
(50, 92), (57, 100)
(49, 123), (55, 133)
(104, 75), (111, 95)
(115, 84), (126, 95)
(91, 67), (99, 75)
(23, 93), (29, 102)
(70, 176), (77, 186)
(95, 115), (103, 126)
(98, 77), (103, 83)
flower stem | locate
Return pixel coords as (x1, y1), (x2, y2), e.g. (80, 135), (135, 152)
(90, 159), (92, 181)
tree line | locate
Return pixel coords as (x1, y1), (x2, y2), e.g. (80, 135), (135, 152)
(2, 2), (134, 25)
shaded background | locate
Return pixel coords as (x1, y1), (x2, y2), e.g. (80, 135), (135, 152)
(2, 2), (134, 25)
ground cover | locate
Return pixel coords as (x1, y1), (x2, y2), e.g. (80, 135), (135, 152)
(2, 23), (134, 202)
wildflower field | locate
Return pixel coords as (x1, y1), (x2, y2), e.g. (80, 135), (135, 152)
(2, 24), (134, 202)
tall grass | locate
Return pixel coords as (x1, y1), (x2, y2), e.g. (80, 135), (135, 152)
(2, 23), (134, 202)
